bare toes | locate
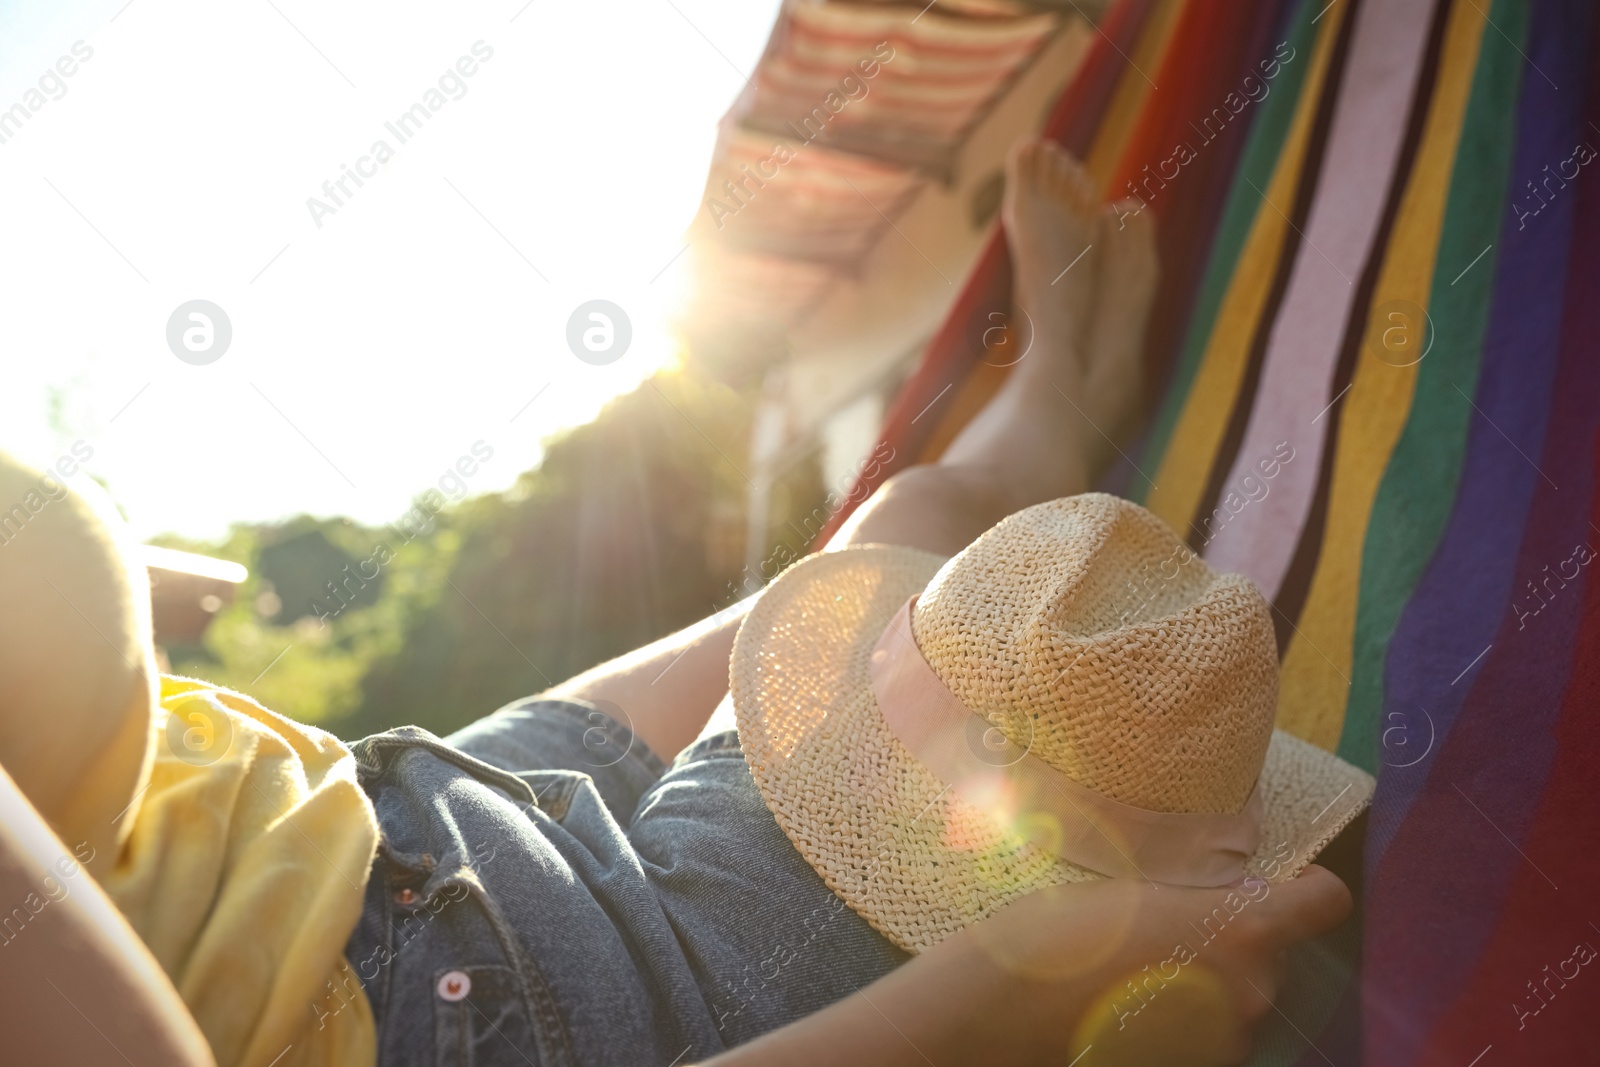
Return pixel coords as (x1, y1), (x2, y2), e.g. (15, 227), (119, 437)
(1007, 139), (1038, 183)
(1063, 154), (1099, 212)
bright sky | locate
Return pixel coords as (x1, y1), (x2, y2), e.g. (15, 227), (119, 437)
(0, 0), (780, 540)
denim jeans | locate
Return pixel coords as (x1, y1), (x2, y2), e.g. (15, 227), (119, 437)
(344, 699), (907, 1066)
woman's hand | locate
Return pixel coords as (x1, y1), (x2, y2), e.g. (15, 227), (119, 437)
(705, 865), (1352, 1067)
(954, 864), (1354, 1065)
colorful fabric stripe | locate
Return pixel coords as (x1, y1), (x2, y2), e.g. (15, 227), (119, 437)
(1336, 0), (1528, 771)
(1273, 0), (1493, 751)
(755, 1), (1061, 156)
(1364, 4), (1600, 1061)
(1271, 2), (1535, 1061)
(1199, 0), (1441, 586)
(1140, 0), (1344, 534)
(1083, 0), (1183, 186)
(1367, 0), (1587, 867)
(1115, 0), (1295, 401)
(689, 0), (1075, 339)
(830, 0), (1600, 1059)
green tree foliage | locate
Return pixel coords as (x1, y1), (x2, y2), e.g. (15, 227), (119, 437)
(161, 368), (827, 742)
(157, 516), (460, 726)
(257, 524), (385, 625)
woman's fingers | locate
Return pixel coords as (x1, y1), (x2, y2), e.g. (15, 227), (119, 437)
(1246, 865), (1353, 950)
(1128, 868), (1351, 1063)
(949, 867), (1355, 1067)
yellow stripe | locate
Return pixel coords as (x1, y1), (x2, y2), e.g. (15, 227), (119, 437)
(1144, 1), (1348, 534)
(1084, 0), (1184, 190)
(1277, 0), (1490, 749)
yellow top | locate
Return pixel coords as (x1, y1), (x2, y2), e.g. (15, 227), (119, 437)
(101, 676), (379, 1067)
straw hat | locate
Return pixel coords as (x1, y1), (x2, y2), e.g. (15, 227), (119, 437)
(731, 493), (1374, 953)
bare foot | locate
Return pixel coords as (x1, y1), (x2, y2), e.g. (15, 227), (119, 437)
(1000, 139), (1155, 474)
(1077, 200), (1158, 467)
(1002, 138), (1101, 365)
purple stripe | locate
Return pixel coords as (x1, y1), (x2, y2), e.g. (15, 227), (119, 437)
(1366, 0), (1587, 864)
(1362, 3), (1598, 1063)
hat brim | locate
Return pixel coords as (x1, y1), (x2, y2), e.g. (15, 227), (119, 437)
(731, 544), (1375, 954)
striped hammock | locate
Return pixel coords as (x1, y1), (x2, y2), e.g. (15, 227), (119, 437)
(826, 0), (1600, 1062)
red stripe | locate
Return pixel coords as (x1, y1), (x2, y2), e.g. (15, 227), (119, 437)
(768, 50), (1031, 89)
(1409, 436), (1600, 1063)
(754, 80), (997, 114)
(784, 18), (1053, 61)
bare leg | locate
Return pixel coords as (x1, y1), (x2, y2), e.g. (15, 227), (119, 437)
(545, 140), (1157, 760)
(831, 139), (1155, 556)
(0, 764), (214, 1067)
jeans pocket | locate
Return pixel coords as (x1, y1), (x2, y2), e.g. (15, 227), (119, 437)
(511, 770), (583, 823)
(432, 964), (542, 1067)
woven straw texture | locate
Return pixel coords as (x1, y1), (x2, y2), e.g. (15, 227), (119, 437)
(732, 494), (1375, 953)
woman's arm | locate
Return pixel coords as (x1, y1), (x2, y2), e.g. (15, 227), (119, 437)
(538, 597), (754, 762)
(702, 866), (1353, 1067)
(0, 761), (214, 1067)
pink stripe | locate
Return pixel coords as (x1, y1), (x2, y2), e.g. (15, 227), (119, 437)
(1203, 0), (1436, 597)
(869, 597), (1261, 886)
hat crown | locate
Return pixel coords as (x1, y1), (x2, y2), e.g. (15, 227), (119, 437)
(908, 494), (1277, 816)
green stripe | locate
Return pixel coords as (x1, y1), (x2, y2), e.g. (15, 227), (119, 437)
(1337, 0), (1527, 771)
(1245, 2), (1528, 1064)
(1130, 0), (1321, 505)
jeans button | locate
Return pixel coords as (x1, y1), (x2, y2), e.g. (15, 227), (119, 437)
(436, 970), (471, 1002)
